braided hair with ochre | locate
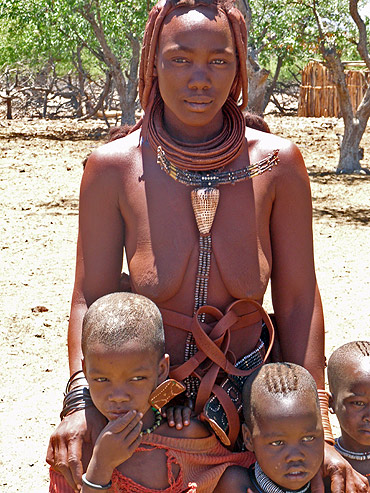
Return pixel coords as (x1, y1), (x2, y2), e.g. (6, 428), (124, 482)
(110, 0), (270, 143)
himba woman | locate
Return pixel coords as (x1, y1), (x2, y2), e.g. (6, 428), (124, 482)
(47, 0), (369, 492)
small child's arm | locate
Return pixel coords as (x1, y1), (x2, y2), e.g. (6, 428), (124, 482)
(214, 465), (256, 493)
(82, 410), (142, 492)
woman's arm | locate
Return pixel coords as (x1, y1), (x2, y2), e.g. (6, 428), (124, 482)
(269, 141), (324, 386)
(67, 148), (126, 374)
(47, 146), (127, 491)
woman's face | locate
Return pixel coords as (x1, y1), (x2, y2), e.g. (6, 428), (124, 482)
(155, 6), (237, 142)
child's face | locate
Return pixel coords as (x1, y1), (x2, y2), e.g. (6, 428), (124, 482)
(331, 359), (370, 451)
(243, 393), (324, 491)
(83, 342), (169, 422)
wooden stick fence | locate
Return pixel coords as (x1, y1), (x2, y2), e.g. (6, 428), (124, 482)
(298, 60), (369, 117)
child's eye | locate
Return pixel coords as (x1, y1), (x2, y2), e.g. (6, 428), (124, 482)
(131, 376), (145, 382)
(270, 440), (284, 446)
(94, 377), (108, 382)
(302, 435), (315, 442)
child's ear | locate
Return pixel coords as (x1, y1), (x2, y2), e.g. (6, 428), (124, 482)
(82, 358), (86, 374)
(158, 353), (170, 384)
(242, 423), (254, 452)
(328, 392), (336, 414)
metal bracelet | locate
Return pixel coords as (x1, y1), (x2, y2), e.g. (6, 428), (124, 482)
(82, 473), (112, 490)
(60, 386), (94, 420)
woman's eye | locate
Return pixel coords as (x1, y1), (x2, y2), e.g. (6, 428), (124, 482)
(173, 57), (188, 64)
(302, 435), (315, 442)
(352, 400), (365, 407)
(270, 440), (284, 446)
(211, 59), (226, 65)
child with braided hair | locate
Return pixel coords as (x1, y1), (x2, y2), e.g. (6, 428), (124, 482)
(215, 363), (326, 493)
(47, 1), (368, 491)
(328, 341), (370, 484)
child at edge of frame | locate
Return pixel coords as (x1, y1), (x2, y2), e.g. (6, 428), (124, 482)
(328, 341), (370, 485)
(214, 362), (327, 493)
(48, 292), (255, 493)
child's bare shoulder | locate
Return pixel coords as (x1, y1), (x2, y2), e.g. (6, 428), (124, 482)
(214, 465), (251, 493)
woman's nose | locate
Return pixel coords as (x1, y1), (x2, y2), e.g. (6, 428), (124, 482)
(188, 66), (211, 90)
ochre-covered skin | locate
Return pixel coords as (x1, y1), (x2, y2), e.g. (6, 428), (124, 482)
(74, 125), (321, 375)
(47, 3), (370, 493)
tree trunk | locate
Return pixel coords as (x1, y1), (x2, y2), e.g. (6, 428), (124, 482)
(312, 0), (370, 173)
(6, 96), (12, 119)
(80, 7), (139, 125)
(337, 119), (363, 173)
(246, 52), (270, 115)
(262, 55), (284, 112)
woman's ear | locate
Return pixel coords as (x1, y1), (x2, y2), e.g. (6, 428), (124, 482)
(242, 423), (254, 452)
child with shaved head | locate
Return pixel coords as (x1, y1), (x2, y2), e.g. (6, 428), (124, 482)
(215, 363), (325, 493)
(328, 341), (370, 483)
(49, 292), (254, 493)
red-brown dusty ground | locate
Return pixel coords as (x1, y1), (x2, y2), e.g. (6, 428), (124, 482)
(0, 116), (369, 492)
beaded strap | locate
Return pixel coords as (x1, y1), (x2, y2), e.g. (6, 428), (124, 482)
(157, 146), (279, 398)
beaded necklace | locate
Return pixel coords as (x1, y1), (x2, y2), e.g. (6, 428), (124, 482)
(253, 462), (311, 493)
(334, 437), (370, 461)
(140, 408), (163, 436)
(157, 145), (278, 397)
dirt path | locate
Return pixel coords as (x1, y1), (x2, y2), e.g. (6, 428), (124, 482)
(0, 116), (369, 492)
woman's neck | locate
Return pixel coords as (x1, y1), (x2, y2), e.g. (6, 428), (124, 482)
(162, 106), (224, 144)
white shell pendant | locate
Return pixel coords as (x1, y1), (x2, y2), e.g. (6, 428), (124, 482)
(191, 187), (220, 235)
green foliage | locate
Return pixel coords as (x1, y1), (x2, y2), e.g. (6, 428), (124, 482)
(248, 0), (366, 84)
(0, 0), (154, 73)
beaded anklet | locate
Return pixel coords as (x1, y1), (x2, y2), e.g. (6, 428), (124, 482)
(334, 438), (370, 461)
(140, 408), (163, 436)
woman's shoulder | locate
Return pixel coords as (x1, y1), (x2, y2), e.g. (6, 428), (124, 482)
(245, 126), (307, 180)
(85, 128), (142, 174)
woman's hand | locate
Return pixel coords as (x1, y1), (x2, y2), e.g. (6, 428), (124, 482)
(85, 410), (143, 487)
(46, 406), (107, 492)
(311, 443), (370, 493)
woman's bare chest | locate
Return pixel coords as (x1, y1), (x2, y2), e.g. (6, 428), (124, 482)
(120, 155), (274, 304)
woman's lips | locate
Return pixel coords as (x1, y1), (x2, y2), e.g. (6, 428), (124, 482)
(184, 99), (213, 111)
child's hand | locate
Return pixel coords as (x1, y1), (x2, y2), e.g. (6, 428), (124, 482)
(162, 399), (192, 429)
(86, 410), (143, 485)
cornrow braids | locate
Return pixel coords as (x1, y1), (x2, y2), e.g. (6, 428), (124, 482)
(243, 363), (319, 429)
(265, 362), (299, 394)
(328, 341), (370, 394)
